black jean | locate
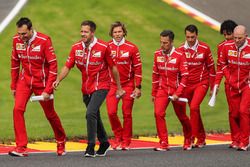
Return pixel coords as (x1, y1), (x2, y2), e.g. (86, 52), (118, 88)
(83, 89), (109, 145)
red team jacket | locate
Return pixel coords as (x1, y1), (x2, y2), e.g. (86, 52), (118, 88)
(65, 37), (114, 94)
(108, 38), (142, 88)
(219, 40), (250, 91)
(179, 40), (215, 89)
(152, 47), (188, 97)
(11, 31), (57, 94)
(215, 40), (227, 85)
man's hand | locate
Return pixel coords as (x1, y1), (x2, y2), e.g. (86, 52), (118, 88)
(209, 84), (219, 97)
(53, 79), (60, 90)
(151, 96), (155, 103)
(42, 92), (50, 101)
(116, 88), (126, 99)
(11, 90), (16, 97)
(53, 66), (71, 90)
(132, 88), (141, 99)
(209, 90), (213, 96)
(171, 94), (179, 101)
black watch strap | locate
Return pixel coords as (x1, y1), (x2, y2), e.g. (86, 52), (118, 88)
(136, 85), (141, 89)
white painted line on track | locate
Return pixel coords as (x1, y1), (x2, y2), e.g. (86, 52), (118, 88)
(174, 0), (220, 26)
(0, 0), (28, 33)
(164, 0), (221, 30)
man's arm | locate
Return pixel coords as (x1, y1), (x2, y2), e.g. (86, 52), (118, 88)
(132, 46), (142, 98)
(53, 66), (71, 89)
(111, 65), (125, 97)
(105, 46), (125, 97)
(53, 46), (75, 90)
(214, 43), (224, 94)
(152, 53), (160, 102)
(10, 39), (20, 97)
(173, 54), (188, 100)
(43, 37), (57, 98)
(219, 45), (230, 82)
(205, 47), (216, 95)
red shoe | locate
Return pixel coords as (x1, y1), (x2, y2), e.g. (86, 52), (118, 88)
(183, 138), (192, 151)
(9, 146), (28, 157)
(229, 141), (239, 149)
(191, 137), (195, 148)
(121, 142), (130, 151)
(154, 142), (170, 151)
(237, 142), (249, 151)
(57, 140), (66, 156)
(112, 140), (122, 150)
(195, 140), (206, 148)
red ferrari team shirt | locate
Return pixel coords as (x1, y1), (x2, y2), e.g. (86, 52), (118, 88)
(219, 39), (250, 91)
(179, 40), (215, 89)
(152, 47), (188, 97)
(65, 37), (114, 94)
(108, 38), (142, 88)
(11, 31), (57, 94)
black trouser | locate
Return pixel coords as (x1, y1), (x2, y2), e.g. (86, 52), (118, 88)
(83, 89), (108, 145)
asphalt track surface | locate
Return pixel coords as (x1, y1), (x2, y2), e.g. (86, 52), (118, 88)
(1, 1), (250, 167)
(0, 0), (18, 21)
(182, 0), (250, 31)
(1, 145), (250, 167)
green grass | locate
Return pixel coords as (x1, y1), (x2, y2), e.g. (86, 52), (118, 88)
(0, 0), (227, 142)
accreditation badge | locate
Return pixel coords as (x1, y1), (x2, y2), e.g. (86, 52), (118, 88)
(157, 56), (165, 62)
(16, 43), (26, 50)
(228, 50), (237, 57)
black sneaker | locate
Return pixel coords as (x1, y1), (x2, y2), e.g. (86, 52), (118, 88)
(96, 142), (110, 157)
(84, 143), (95, 158)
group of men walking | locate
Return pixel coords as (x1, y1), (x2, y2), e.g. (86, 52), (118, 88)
(8, 17), (250, 157)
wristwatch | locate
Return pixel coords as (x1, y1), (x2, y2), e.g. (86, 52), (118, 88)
(136, 85), (141, 89)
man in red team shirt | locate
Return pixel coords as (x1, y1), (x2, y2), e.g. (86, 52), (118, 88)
(106, 21), (142, 150)
(152, 30), (192, 151)
(53, 20), (124, 157)
(179, 25), (216, 148)
(214, 20), (238, 149)
(9, 17), (66, 157)
(219, 25), (250, 151)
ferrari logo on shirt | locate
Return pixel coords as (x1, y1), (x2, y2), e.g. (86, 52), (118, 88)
(243, 53), (250, 58)
(228, 50), (237, 57)
(31, 45), (41, 52)
(168, 58), (176, 64)
(157, 56), (165, 62)
(16, 43), (26, 50)
(185, 52), (191, 58)
(75, 50), (84, 56)
(121, 51), (129, 57)
(93, 51), (101, 57)
(196, 53), (204, 59)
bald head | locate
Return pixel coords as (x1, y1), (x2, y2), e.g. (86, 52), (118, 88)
(234, 25), (247, 35)
(234, 25), (248, 48)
